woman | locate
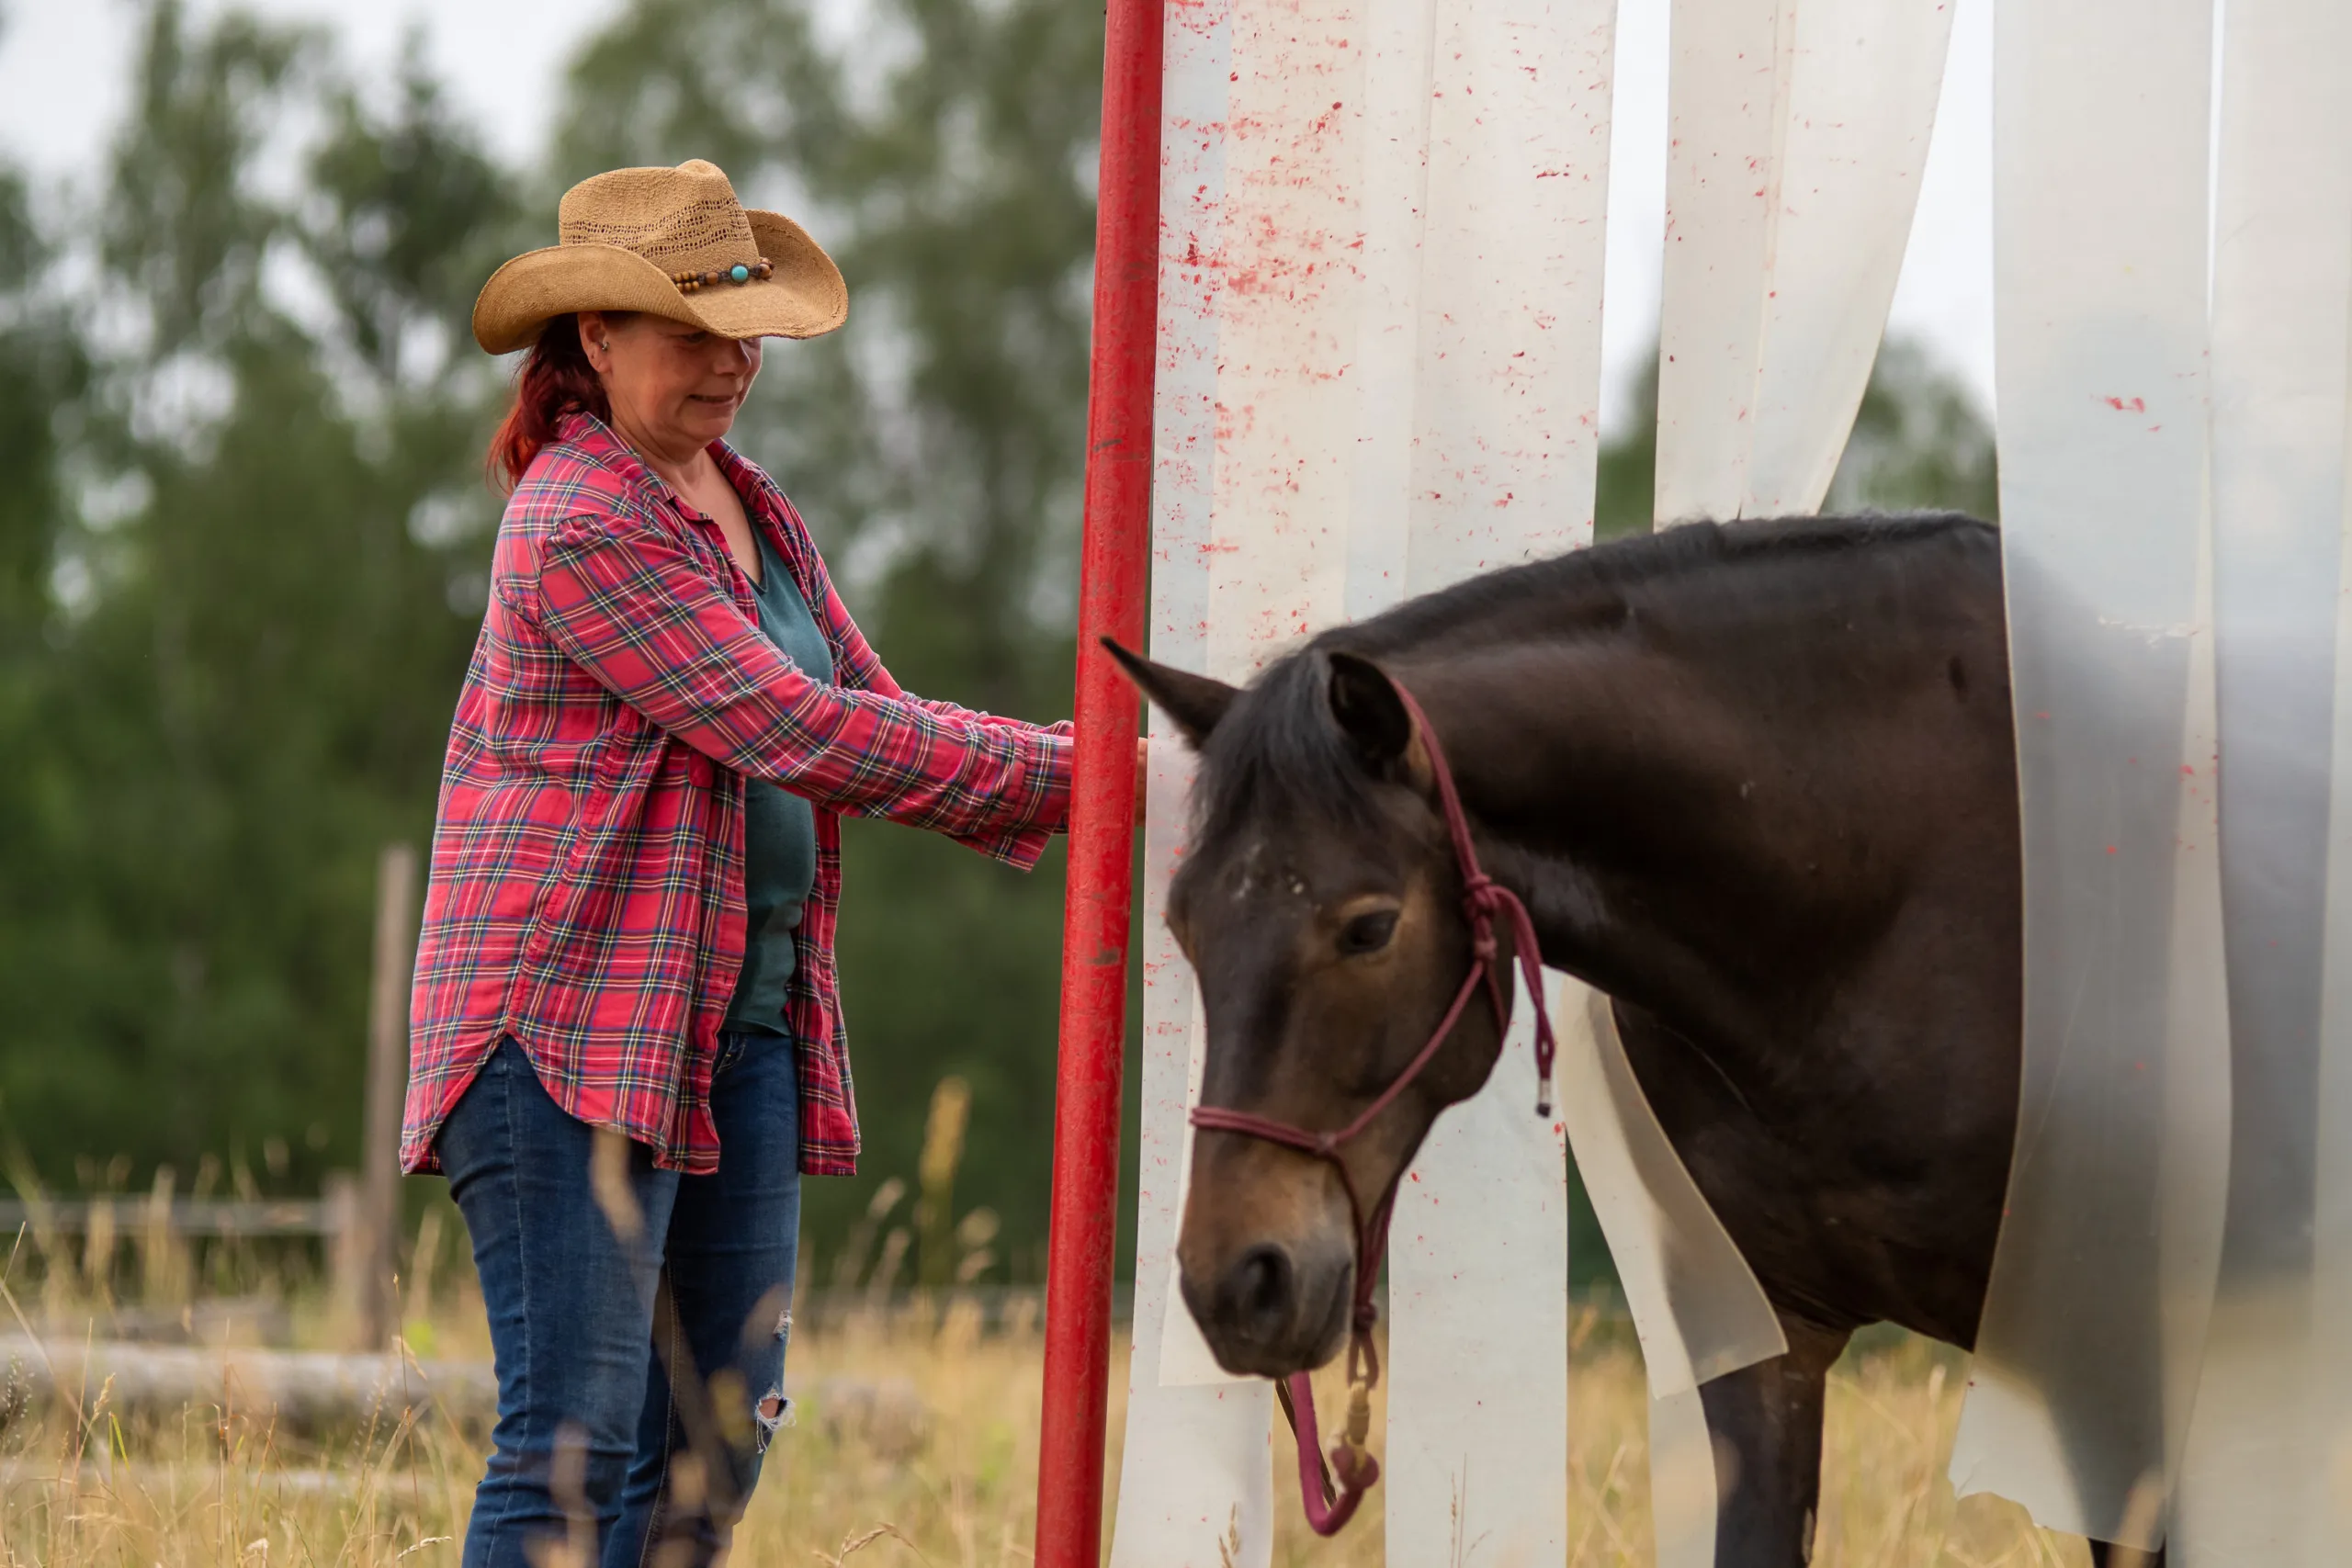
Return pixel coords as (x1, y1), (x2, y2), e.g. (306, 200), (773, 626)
(401, 159), (1075, 1566)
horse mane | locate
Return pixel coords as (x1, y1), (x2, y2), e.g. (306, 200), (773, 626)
(1190, 511), (1996, 844)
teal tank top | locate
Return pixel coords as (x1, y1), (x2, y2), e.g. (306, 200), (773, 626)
(722, 526), (835, 1034)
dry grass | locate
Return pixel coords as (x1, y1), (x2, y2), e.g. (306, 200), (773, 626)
(0, 1292), (2091, 1568)
(0, 1087), (2080, 1566)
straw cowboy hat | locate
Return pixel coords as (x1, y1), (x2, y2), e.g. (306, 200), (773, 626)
(471, 159), (848, 355)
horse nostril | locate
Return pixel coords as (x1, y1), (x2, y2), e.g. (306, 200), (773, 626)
(1223, 1244), (1295, 1342)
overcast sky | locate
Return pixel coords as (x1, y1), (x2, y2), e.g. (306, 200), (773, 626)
(0, 0), (1996, 427)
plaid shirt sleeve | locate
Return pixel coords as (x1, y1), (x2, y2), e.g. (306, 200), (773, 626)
(799, 561), (1074, 866)
(530, 509), (1070, 851)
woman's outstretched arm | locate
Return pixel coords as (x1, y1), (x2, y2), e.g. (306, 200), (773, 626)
(533, 510), (1070, 861)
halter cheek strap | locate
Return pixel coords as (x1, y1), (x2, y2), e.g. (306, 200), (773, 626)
(1186, 677), (1557, 1537)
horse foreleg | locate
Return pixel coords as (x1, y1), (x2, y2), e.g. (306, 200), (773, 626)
(1696, 1314), (1850, 1568)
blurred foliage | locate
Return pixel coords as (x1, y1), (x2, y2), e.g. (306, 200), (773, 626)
(1595, 343), (1998, 541)
(0, 0), (1996, 1284)
(1826, 338), (2000, 520)
(0, 0), (517, 1192)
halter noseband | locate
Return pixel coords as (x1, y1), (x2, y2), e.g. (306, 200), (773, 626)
(1186, 678), (1557, 1536)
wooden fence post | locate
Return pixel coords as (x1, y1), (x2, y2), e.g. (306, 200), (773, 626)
(360, 842), (420, 1348)
(325, 1170), (364, 1328)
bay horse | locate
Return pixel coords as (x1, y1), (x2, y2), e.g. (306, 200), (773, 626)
(1112, 513), (2158, 1567)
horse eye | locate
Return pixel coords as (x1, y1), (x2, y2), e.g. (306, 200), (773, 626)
(1338, 909), (1398, 955)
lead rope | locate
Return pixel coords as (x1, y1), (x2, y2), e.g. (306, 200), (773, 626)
(1188, 678), (1556, 1537)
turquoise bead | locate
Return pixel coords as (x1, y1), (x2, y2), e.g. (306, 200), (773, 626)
(730, 264), (750, 283)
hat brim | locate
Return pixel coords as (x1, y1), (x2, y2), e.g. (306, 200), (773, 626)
(470, 210), (849, 355)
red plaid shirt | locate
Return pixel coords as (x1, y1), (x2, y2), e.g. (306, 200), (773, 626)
(401, 412), (1070, 1178)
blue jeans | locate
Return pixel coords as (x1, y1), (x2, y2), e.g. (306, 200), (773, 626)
(438, 1033), (801, 1568)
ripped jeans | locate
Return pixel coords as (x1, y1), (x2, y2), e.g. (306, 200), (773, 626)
(438, 1032), (800, 1568)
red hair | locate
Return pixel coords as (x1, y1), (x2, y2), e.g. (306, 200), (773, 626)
(487, 313), (620, 491)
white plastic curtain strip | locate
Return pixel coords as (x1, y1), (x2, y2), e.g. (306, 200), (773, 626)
(1140, 0), (1381, 1401)
(1175, 0), (1368, 1388)
(1655, 0), (1954, 524)
(1947, 0), (2230, 1548)
(1643, 0), (1952, 1559)
(1153, 1006), (1235, 1387)
(1104, 0), (1273, 1549)
(1555, 984), (1786, 1568)
(1114, 0), (1373, 1555)
(1200, 0), (1363, 683)
(1116, 0), (1618, 1553)
(1350, 0), (1614, 1554)
(2173, 0), (2352, 1560)
(2312, 394), (2352, 1549)
(1740, 0), (1953, 513)
(1114, 796), (1277, 1566)
(1351, 0), (1610, 597)
(1384, 976), (1570, 1565)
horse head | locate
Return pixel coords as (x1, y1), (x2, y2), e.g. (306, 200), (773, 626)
(1110, 639), (1521, 1379)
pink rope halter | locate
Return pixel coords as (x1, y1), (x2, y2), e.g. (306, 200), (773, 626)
(1187, 678), (1558, 1535)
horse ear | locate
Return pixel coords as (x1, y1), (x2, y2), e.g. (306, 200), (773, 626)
(1102, 638), (1238, 748)
(1325, 651), (1413, 767)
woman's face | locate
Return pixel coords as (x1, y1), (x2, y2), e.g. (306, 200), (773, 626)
(579, 310), (763, 461)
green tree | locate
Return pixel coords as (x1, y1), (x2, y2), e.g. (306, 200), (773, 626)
(1594, 339), (1998, 540)
(1826, 338), (1999, 519)
(0, 158), (95, 1143)
(0, 1), (513, 1190)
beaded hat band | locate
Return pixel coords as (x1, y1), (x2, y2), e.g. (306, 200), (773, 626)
(673, 258), (776, 294)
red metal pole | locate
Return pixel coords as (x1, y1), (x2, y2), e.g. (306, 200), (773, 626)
(1035, 0), (1162, 1555)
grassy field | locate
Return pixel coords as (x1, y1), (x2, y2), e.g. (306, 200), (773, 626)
(0, 1284), (2094, 1568)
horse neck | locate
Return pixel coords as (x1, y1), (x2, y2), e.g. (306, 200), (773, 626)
(1386, 625), (1914, 1060)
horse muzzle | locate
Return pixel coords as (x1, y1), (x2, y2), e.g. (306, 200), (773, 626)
(1177, 1228), (1355, 1377)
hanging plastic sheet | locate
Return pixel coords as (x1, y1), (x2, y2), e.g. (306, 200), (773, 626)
(1113, 828), (1277, 1565)
(1172, 0), (1367, 1382)
(1104, 0), (1275, 1545)
(1351, 0), (1612, 1556)
(1740, 0), (1953, 513)
(1125, 0), (1608, 1551)
(1198, 0), (1363, 683)
(1555, 985), (1788, 1568)
(1385, 976), (1571, 1564)
(1653, 0), (1785, 526)
(1655, 0), (1952, 524)
(1371, 0), (1610, 594)
(2312, 552), (2352, 1550)
(1644, 1), (1952, 1559)
(1946, 0), (2231, 1548)
(1150, 1003), (1247, 1387)
(2172, 0), (2352, 1560)
(1114, 0), (1371, 1552)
